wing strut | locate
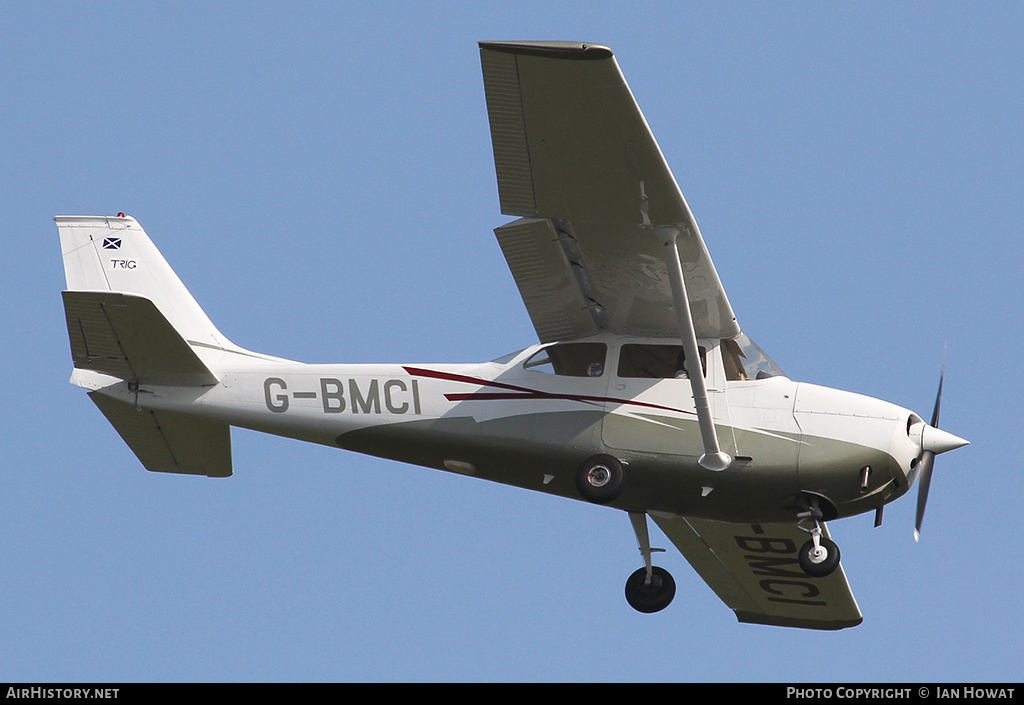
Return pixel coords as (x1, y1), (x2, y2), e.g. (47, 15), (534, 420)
(658, 227), (732, 471)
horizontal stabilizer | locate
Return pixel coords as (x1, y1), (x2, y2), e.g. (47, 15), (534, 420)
(63, 291), (217, 387)
(89, 392), (232, 477)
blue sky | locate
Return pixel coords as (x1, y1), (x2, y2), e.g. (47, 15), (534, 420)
(2, 2), (1021, 682)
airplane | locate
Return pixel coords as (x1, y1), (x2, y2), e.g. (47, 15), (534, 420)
(57, 41), (968, 631)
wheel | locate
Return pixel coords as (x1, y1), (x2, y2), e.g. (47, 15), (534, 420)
(798, 536), (841, 577)
(624, 566), (676, 614)
(574, 454), (624, 504)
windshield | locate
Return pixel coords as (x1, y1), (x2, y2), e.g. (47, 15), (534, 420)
(721, 333), (786, 380)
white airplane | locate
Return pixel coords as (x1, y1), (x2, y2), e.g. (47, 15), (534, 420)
(58, 41), (968, 630)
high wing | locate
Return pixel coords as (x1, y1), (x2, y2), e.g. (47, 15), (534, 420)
(651, 514), (863, 630)
(480, 41), (740, 343)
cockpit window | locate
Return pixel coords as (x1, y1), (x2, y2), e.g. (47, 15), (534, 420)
(523, 343), (607, 377)
(617, 344), (707, 379)
(722, 333), (785, 380)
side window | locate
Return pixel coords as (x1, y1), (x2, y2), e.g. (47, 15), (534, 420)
(617, 344), (706, 378)
(523, 343), (607, 377)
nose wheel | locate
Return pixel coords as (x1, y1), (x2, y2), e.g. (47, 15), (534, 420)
(797, 496), (842, 578)
(798, 533), (841, 577)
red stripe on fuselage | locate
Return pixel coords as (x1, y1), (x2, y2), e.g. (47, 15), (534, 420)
(402, 366), (694, 416)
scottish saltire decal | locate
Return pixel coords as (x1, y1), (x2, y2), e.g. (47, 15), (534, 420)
(102, 237), (122, 250)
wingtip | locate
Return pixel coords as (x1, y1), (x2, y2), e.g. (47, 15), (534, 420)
(478, 41), (613, 59)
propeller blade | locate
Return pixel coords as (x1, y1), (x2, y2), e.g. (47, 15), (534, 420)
(913, 353), (968, 541)
(914, 450), (936, 542)
(930, 357), (944, 427)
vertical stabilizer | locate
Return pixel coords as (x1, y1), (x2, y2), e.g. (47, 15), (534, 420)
(58, 215), (237, 478)
(57, 215), (233, 352)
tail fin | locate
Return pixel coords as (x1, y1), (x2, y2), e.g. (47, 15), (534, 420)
(57, 214), (233, 353)
(58, 215), (234, 478)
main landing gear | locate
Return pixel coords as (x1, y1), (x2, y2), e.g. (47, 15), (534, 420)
(575, 454), (624, 504)
(575, 457), (675, 613)
(624, 512), (675, 613)
(797, 495), (841, 578)
(625, 566), (676, 613)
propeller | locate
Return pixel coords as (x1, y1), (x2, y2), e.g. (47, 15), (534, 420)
(914, 357), (969, 541)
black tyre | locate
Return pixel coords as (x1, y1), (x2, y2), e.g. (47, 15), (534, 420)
(575, 454), (624, 504)
(624, 566), (676, 614)
(798, 536), (841, 577)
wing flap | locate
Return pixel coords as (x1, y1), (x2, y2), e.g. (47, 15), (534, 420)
(494, 218), (599, 342)
(652, 514), (863, 630)
(63, 291), (218, 387)
(89, 392), (232, 478)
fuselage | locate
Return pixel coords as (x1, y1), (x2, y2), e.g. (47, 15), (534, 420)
(80, 331), (922, 525)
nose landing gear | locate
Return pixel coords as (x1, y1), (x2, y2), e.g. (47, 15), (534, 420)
(797, 495), (842, 578)
(798, 530), (841, 577)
